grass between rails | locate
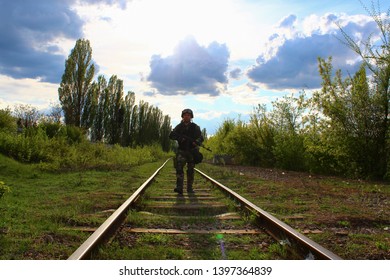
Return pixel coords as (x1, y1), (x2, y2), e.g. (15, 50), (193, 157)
(94, 232), (285, 260)
(93, 163), (294, 260)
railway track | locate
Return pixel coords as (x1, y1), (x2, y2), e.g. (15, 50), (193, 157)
(68, 159), (341, 260)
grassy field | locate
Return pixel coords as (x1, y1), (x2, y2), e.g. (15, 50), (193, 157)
(0, 154), (166, 259)
(1, 154), (389, 259)
(200, 164), (390, 259)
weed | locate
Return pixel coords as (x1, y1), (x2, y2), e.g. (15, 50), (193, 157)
(268, 243), (288, 258)
(375, 241), (389, 251)
(337, 220), (350, 227)
(137, 233), (171, 245)
(0, 181), (11, 199)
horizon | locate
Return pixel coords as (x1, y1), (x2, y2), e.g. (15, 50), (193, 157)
(0, 0), (387, 135)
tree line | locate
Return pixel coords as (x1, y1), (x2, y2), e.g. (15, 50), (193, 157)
(58, 39), (171, 151)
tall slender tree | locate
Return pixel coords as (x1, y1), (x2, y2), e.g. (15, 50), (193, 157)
(90, 75), (107, 142)
(58, 39), (95, 128)
(121, 91), (136, 146)
(160, 115), (172, 152)
(105, 75), (124, 144)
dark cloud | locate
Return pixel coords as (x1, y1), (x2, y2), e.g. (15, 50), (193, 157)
(229, 68), (242, 79)
(0, 0), (127, 83)
(278, 14), (297, 28)
(247, 15), (379, 90)
(247, 82), (259, 91)
(147, 36), (230, 96)
(84, 0), (129, 9)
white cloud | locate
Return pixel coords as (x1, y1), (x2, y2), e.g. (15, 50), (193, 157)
(0, 75), (58, 109)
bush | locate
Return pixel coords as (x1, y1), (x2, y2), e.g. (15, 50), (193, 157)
(0, 108), (16, 134)
(304, 130), (351, 175)
(0, 121), (170, 171)
(273, 132), (306, 171)
(225, 125), (263, 166)
(0, 127), (51, 162)
(39, 122), (62, 138)
(59, 125), (86, 144)
(0, 181), (10, 200)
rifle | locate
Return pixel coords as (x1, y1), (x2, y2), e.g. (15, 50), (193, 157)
(174, 133), (213, 152)
(196, 142), (213, 152)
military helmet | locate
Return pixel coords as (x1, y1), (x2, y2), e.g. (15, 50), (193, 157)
(181, 108), (194, 118)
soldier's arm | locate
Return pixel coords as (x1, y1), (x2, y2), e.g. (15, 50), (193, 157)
(194, 125), (204, 146)
(169, 125), (183, 141)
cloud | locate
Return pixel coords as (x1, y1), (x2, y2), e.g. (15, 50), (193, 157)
(278, 14), (297, 28)
(229, 68), (242, 79)
(86, 0), (130, 9)
(0, 0), (128, 83)
(246, 82), (259, 91)
(147, 36), (230, 96)
(0, 74), (58, 108)
(247, 13), (379, 90)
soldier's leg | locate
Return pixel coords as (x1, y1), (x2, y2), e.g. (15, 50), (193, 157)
(174, 152), (185, 194)
(186, 152), (195, 193)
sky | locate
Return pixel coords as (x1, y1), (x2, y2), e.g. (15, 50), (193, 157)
(0, 0), (386, 135)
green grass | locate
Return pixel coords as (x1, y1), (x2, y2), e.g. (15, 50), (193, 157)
(198, 163), (390, 260)
(1, 155), (389, 259)
(0, 154), (167, 259)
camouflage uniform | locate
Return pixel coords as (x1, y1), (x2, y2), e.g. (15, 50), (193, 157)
(169, 116), (203, 195)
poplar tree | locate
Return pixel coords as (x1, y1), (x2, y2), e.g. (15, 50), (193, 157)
(160, 115), (172, 152)
(121, 91), (136, 146)
(58, 39), (95, 128)
(90, 75), (108, 142)
(105, 75), (124, 144)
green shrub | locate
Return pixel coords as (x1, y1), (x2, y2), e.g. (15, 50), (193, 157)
(273, 132), (306, 171)
(0, 108), (16, 134)
(59, 125), (86, 144)
(39, 122), (62, 138)
(0, 181), (10, 199)
(0, 122), (169, 171)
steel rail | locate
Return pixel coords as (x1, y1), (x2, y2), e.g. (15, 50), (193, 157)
(195, 168), (342, 260)
(68, 158), (171, 260)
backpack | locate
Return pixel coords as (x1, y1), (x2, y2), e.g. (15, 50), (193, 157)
(192, 148), (203, 164)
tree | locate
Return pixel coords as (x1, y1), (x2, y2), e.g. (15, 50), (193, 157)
(201, 128), (208, 140)
(121, 91), (136, 146)
(160, 115), (172, 152)
(13, 104), (41, 128)
(270, 93), (307, 171)
(249, 104), (276, 166)
(0, 108), (16, 133)
(335, 1), (389, 177)
(313, 57), (386, 177)
(58, 39), (95, 128)
(90, 75), (108, 142)
(209, 118), (236, 155)
(47, 102), (63, 123)
(105, 75), (124, 144)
